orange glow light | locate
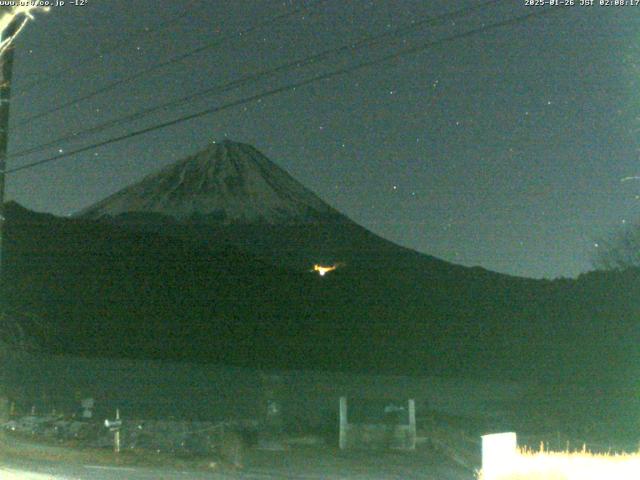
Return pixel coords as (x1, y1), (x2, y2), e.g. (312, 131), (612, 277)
(313, 264), (337, 276)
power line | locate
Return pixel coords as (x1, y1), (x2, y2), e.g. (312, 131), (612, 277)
(15, 0), (202, 96)
(9, 0), (505, 160)
(7, 6), (565, 176)
(13, 0), (328, 128)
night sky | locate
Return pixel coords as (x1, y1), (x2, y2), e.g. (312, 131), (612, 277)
(4, 0), (639, 279)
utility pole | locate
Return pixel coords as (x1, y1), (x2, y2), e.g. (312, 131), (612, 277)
(0, 14), (18, 426)
(0, 6), (48, 286)
(0, 7), (47, 425)
(0, 16), (18, 284)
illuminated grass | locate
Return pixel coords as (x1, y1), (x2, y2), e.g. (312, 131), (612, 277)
(478, 445), (640, 480)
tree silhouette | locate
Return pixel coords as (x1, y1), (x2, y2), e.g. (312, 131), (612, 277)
(592, 220), (640, 270)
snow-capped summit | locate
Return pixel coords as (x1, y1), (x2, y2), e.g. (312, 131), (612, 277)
(79, 140), (338, 224)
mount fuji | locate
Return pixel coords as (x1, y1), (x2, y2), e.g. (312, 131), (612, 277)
(77, 140), (446, 271)
(79, 140), (340, 225)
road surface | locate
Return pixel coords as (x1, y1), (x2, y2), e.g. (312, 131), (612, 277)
(2, 459), (227, 479)
(1, 453), (472, 479)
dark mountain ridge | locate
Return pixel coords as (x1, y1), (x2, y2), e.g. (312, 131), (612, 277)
(3, 200), (639, 387)
(2, 141), (637, 386)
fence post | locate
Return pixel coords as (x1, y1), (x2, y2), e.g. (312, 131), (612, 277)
(481, 432), (517, 479)
(114, 408), (121, 454)
(0, 394), (8, 423)
(339, 396), (347, 450)
(408, 399), (416, 450)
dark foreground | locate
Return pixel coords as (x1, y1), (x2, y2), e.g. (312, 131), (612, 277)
(0, 444), (472, 479)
